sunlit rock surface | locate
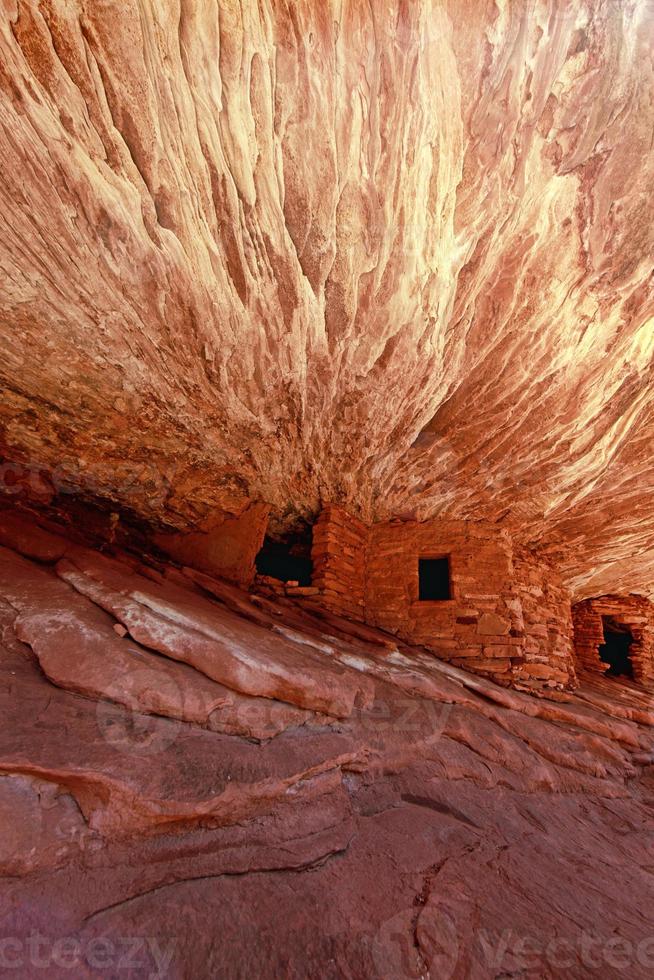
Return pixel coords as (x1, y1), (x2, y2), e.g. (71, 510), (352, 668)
(1, 0), (653, 600)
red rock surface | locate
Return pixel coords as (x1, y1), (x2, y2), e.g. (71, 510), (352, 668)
(0, 1), (652, 599)
(153, 501), (271, 587)
(0, 511), (654, 977)
(1, 2), (654, 975)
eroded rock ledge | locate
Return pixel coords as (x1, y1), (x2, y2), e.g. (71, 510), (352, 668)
(1, 505), (654, 976)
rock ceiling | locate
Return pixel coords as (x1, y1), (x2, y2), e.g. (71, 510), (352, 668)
(0, 0), (653, 598)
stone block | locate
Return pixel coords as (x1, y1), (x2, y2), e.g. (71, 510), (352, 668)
(477, 612), (511, 636)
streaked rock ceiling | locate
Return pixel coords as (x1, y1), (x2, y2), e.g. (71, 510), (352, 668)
(0, 0), (652, 597)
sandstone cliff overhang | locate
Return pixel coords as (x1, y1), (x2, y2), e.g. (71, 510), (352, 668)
(0, 0), (653, 601)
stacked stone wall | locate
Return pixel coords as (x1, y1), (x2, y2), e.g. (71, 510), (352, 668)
(310, 505), (368, 620)
(365, 518), (523, 684)
(310, 508), (578, 694)
(512, 550), (577, 691)
(573, 595), (654, 683)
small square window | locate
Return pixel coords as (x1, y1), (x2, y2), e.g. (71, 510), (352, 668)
(418, 557), (451, 601)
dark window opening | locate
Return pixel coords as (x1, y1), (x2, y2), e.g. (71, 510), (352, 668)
(418, 557), (451, 601)
(255, 534), (313, 586)
(599, 617), (634, 679)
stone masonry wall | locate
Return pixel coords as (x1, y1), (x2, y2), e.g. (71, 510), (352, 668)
(310, 505), (368, 620)
(573, 595), (654, 684)
(512, 550), (577, 691)
(310, 508), (578, 694)
(365, 518), (523, 685)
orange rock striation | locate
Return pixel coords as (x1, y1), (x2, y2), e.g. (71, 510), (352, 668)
(0, 0), (653, 600)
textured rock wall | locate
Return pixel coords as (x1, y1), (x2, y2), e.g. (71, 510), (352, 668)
(573, 594), (654, 683)
(154, 501), (270, 587)
(0, 1), (653, 599)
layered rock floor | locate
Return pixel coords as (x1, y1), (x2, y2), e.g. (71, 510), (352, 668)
(1, 511), (654, 978)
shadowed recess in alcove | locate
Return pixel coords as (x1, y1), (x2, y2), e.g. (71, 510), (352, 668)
(599, 617), (634, 679)
(255, 534), (313, 586)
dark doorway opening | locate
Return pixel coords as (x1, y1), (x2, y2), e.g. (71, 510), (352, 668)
(418, 556), (451, 601)
(599, 617), (634, 678)
(255, 534), (313, 586)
